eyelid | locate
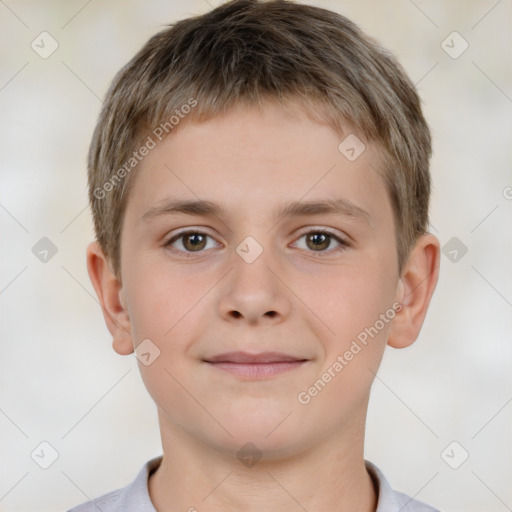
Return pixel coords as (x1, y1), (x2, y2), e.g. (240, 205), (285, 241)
(164, 228), (220, 252)
(291, 227), (350, 255)
(294, 226), (350, 243)
(164, 226), (351, 256)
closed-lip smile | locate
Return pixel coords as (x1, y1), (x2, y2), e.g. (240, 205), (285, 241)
(204, 352), (309, 378)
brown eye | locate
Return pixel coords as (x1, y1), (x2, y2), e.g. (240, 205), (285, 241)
(182, 233), (207, 251)
(166, 231), (216, 254)
(305, 232), (331, 251)
(293, 230), (348, 255)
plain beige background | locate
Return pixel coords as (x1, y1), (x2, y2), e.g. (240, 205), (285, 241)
(1, 1), (511, 511)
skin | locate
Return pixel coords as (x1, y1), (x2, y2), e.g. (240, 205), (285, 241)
(87, 101), (440, 512)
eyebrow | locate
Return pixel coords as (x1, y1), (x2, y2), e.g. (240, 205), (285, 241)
(141, 197), (372, 226)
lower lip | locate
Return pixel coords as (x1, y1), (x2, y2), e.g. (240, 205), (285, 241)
(206, 361), (306, 378)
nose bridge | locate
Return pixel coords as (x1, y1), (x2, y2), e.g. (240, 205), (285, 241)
(218, 232), (290, 324)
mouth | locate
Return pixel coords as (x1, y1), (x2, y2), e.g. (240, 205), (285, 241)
(203, 352), (309, 379)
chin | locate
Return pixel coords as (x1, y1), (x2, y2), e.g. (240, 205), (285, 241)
(206, 416), (311, 459)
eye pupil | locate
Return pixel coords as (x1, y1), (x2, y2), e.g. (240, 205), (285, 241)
(184, 233), (206, 251)
(169, 230), (343, 256)
(307, 233), (329, 251)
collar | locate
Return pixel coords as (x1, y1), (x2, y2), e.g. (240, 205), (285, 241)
(115, 456), (438, 512)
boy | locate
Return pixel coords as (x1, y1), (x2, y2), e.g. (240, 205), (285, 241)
(72, 0), (440, 510)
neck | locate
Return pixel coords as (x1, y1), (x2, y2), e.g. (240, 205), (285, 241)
(149, 410), (377, 512)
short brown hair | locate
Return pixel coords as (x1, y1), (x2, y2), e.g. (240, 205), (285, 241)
(88, 0), (432, 279)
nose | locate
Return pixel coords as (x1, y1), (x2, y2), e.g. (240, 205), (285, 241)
(217, 247), (291, 326)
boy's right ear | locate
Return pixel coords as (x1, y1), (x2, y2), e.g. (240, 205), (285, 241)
(86, 241), (134, 355)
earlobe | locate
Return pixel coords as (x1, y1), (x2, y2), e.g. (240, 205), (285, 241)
(387, 234), (440, 349)
(86, 241), (134, 355)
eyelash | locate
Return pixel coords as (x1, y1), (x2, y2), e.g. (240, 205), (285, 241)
(163, 228), (349, 258)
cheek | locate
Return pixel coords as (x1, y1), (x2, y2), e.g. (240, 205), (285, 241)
(124, 266), (203, 416)
(297, 268), (395, 419)
(301, 261), (396, 342)
(125, 260), (202, 340)
(123, 263), (214, 389)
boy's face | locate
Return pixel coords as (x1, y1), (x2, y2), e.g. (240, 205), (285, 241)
(103, 103), (412, 454)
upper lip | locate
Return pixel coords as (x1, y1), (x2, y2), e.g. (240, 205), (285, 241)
(204, 352), (308, 364)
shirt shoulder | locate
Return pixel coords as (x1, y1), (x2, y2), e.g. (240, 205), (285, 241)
(67, 456), (439, 512)
(66, 456), (162, 512)
(365, 461), (440, 512)
(66, 488), (124, 512)
(393, 490), (440, 511)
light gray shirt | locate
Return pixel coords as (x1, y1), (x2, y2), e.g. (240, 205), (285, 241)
(67, 456), (440, 512)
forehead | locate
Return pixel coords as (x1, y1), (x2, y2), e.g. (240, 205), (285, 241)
(124, 103), (391, 230)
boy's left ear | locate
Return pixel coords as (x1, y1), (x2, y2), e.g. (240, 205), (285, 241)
(387, 234), (440, 349)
